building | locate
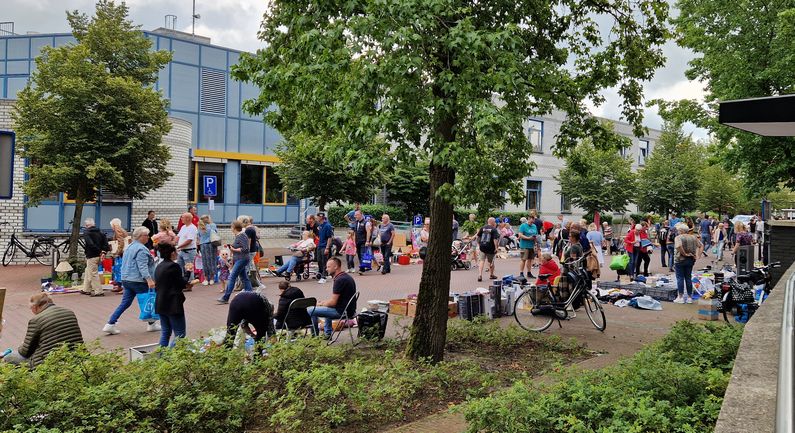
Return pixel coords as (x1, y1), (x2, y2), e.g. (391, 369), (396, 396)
(0, 28), (300, 248)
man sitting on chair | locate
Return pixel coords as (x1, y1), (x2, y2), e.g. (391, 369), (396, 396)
(308, 257), (356, 338)
(273, 281), (312, 330)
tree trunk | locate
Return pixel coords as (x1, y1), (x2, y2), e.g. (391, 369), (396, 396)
(318, 197), (327, 212)
(69, 200), (85, 260)
(405, 162), (455, 363)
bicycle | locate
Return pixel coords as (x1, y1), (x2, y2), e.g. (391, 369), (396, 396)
(513, 255), (606, 332)
(717, 261), (781, 324)
(56, 236), (86, 254)
(1, 222), (56, 266)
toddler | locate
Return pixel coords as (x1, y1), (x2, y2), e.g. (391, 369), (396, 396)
(194, 253), (204, 283)
(217, 249), (231, 293)
(342, 230), (357, 273)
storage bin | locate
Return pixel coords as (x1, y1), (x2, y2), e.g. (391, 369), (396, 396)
(643, 286), (678, 301)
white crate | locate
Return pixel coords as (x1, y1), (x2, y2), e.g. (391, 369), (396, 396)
(129, 343), (160, 362)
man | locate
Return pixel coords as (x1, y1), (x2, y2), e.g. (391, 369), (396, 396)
(81, 218), (110, 297)
(177, 205), (199, 231)
(308, 257), (357, 338)
(224, 290), (275, 347)
(602, 222), (613, 255)
(379, 214), (396, 274)
(316, 212), (334, 283)
(141, 210), (157, 250)
(657, 220), (670, 267)
(517, 216), (538, 279)
(529, 210), (543, 267)
(176, 212), (198, 279)
(451, 217), (460, 241)
(3, 293), (83, 367)
(305, 214), (319, 243)
(476, 217), (500, 282)
(344, 203), (362, 229)
(352, 210), (373, 274)
(699, 215), (713, 257)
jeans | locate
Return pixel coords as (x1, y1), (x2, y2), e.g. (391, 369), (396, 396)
(381, 244), (392, 273)
(276, 255), (301, 274)
(200, 243), (217, 283)
(159, 313), (186, 347)
(675, 257), (695, 296)
(659, 243), (668, 266)
(629, 249), (639, 277)
(309, 306), (342, 336)
(346, 254), (355, 269)
(356, 241), (366, 271)
(666, 244), (675, 268)
(108, 281), (150, 324)
(701, 233), (712, 253)
(316, 246), (329, 278)
(716, 240), (725, 261)
(221, 257), (252, 301)
(177, 249), (197, 280)
(635, 252), (650, 277)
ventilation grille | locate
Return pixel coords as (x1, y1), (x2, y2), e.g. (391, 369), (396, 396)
(200, 68), (227, 115)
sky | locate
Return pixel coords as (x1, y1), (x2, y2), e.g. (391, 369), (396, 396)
(2, 0), (708, 139)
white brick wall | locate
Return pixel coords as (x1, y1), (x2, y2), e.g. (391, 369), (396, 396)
(0, 99), (34, 265)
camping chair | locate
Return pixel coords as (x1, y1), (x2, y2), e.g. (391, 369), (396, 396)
(280, 297), (317, 341)
(328, 291), (360, 346)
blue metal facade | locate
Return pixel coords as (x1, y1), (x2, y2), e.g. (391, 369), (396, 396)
(0, 31), (298, 231)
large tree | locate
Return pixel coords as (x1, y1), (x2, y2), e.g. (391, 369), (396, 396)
(556, 132), (637, 216)
(635, 123), (704, 216)
(653, 1), (795, 195)
(233, 0), (669, 362)
(697, 165), (743, 217)
(385, 157), (431, 218)
(13, 0), (172, 259)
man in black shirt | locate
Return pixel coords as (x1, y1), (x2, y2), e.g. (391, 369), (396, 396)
(308, 257), (356, 337)
(224, 291), (275, 346)
(476, 217), (500, 282)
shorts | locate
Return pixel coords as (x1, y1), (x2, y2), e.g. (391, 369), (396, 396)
(479, 252), (495, 263)
(520, 248), (535, 261)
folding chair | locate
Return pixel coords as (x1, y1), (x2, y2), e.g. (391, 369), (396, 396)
(280, 297), (317, 341)
(328, 291), (360, 346)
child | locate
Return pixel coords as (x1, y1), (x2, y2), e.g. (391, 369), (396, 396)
(194, 253), (204, 284)
(217, 249), (231, 293)
(342, 230), (357, 273)
(536, 253), (561, 286)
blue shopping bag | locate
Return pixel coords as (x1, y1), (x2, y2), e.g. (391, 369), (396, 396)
(361, 247), (373, 270)
(137, 288), (160, 321)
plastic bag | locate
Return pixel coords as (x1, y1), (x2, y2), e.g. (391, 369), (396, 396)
(137, 289), (160, 321)
(361, 247), (373, 270)
(628, 295), (662, 311)
(610, 254), (630, 270)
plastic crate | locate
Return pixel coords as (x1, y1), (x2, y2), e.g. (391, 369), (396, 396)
(643, 286), (678, 301)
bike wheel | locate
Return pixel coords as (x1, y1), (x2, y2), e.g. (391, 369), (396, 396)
(32, 242), (53, 266)
(2, 242), (15, 266)
(59, 239), (70, 254)
(513, 289), (554, 332)
(583, 289), (606, 332)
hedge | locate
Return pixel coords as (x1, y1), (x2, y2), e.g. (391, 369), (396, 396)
(463, 321), (743, 433)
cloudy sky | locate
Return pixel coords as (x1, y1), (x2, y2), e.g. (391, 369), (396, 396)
(3, 0), (707, 138)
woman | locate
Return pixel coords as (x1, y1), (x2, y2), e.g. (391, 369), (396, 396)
(152, 218), (177, 246)
(732, 222), (754, 267)
(198, 215), (218, 286)
(217, 220), (251, 304)
(154, 242), (188, 347)
(624, 224), (648, 279)
(713, 222), (728, 261)
(586, 223), (605, 267)
(274, 231), (316, 280)
(673, 223), (702, 304)
(273, 280), (312, 331)
(499, 221), (516, 249)
(108, 218), (129, 292)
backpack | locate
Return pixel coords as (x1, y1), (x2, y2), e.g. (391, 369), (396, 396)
(479, 226), (494, 249)
(667, 227), (677, 244)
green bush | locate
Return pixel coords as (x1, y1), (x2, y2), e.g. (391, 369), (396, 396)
(583, 212), (614, 225)
(462, 321), (742, 433)
(327, 204), (406, 228)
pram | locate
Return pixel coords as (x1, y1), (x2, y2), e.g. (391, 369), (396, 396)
(451, 240), (472, 271)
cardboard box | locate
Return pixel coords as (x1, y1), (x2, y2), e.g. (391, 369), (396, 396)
(393, 232), (407, 248)
(697, 299), (719, 321)
(389, 299), (408, 315)
(129, 343), (160, 362)
(407, 301), (417, 317)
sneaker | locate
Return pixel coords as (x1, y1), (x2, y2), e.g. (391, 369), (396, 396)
(318, 278), (326, 284)
(146, 322), (161, 332)
(685, 296), (693, 304)
(216, 297), (228, 305)
(527, 274), (536, 279)
(673, 295), (685, 304)
(518, 272), (525, 278)
(202, 280), (210, 286)
(477, 276), (482, 282)
(102, 323), (120, 335)
(90, 292), (105, 297)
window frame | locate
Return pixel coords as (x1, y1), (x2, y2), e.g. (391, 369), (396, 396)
(239, 163), (264, 205)
(264, 165), (286, 205)
(525, 180), (542, 211)
(560, 194), (572, 214)
(638, 139), (650, 166)
(527, 119), (544, 154)
(192, 161), (225, 204)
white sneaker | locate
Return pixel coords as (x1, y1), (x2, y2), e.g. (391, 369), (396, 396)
(673, 295), (685, 304)
(318, 278), (326, 284)
(146, 322), (161, 332)
(685, 296), (693, 304)
(102, 323), (120, 335)
(202, 280), (210, 286)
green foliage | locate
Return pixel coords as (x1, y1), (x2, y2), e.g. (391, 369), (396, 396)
(446, 317), (582, 355)
(652, 1), (795, 195)
(583, 212), (613, 225)
(385, 158), (431, 218)
(697, 165), (744, 216)
(556, 136), (637, 215)
(327, 204), (407, 228)
(635, 123), (704, 215)
(463, 321), (742, 433)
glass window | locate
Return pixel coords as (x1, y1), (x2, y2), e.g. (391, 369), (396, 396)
(196, 162), (225, 203)
(6, 60), (28, 74)
(619, 145), (628, 158)
(6, 38), (28, 59)
(639, 139), (650, 165)
(6, 77), (28, 98)
(240, 164), (263, 204)
(560, 194), (571, 213)
(54, 36), (76, 47)
(525, 180), (541, 211)
(0, 132), (14, 199)
(0, 39), (6, 60)
(30, 37), (52, 57)
(526, 119), (543, 153)
(265, 165), (284, 204)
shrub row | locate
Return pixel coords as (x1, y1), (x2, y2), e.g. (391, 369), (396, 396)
(462, 321), (743, 433)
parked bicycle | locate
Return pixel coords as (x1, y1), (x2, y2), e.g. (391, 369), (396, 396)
(513, 255), (606, 332)
(718, 261), (781, 324)
(56, 236), (86, 254)
(1, 222), (56, 266)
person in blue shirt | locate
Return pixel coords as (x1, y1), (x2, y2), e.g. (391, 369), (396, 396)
(343, 203), (361, 229)
(699, 215), (713, 256)
(517, 216), (538, 279)
(316, 212), (335, 284)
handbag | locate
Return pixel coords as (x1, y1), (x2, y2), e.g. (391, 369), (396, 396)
(361, 247), (373, 270)
(210, 227), (222, 247)
(610, 253), (630, 270)
(137, 288), (160, 321)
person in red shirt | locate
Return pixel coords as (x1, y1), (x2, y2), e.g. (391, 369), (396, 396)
(624, 224), (649, 279)
(536, 252), (561, 286)
(177, 206), (200, 232)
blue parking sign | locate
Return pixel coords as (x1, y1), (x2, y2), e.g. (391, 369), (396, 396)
(503, 217), (510, 224)
(413, 214), (423, 226)
(203, 175), (217, 197)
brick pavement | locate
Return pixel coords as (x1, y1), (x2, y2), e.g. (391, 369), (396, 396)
(0, 243), (722, 357)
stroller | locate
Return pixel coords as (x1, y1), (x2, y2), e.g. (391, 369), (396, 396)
(451, 240), (472, 271)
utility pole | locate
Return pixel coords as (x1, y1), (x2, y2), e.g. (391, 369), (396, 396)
(191, 0), (200, 35)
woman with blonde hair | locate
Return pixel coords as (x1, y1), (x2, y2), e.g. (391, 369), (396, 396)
(586, 222), (605, 267)
(152, 218), (177, 246)
(197, 214), (218, 286)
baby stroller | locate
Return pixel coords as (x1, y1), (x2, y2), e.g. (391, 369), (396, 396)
(451, 240), (472, 271)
